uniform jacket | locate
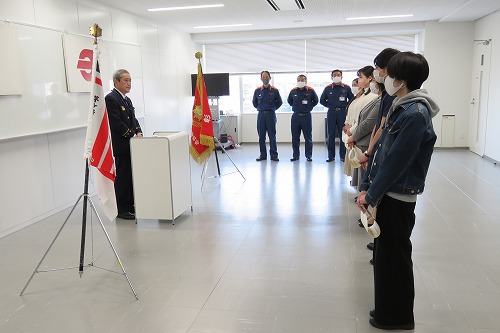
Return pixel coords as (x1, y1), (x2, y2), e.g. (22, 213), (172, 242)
(287, 86), (318, 113)
(320, 83), (354, 110)
(252, 85), (283, 111)
(105, 88), (142, 156)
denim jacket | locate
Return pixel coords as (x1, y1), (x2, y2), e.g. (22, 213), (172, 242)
(359, 89), (440, 207)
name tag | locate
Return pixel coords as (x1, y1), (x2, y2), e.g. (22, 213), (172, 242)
(339, 96), (345, 102)
(302, 100), (308, 105)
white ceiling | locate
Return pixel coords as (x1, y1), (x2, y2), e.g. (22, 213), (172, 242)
(94, 0), (500, 34)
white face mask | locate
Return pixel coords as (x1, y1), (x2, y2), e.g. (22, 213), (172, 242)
(374, 70), (385, 83)
(369, 81), (379, 95)
(332, 76), (342, 84)
(384, 76), (404, 96)
(351, 86), (359, 95)
(297, 81), (306, 88)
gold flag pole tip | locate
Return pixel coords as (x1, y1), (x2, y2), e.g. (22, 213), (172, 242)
(89, 24), (102, 44)
(195, 52), (203, 59)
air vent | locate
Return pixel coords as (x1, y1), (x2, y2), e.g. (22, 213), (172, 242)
(266, 0), (305, 11)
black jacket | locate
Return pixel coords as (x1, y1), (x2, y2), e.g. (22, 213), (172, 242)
(105, 88), (142, 156)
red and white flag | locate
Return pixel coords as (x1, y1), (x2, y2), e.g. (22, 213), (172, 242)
(189, 61), (214, 164)
(84, 44), (117, 220)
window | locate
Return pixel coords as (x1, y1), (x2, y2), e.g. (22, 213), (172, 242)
(219, 71), (360, 114)
(207, 34), (416, 114)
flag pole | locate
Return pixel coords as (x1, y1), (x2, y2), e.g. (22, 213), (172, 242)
(78, 23), (101, 277)
(20, 24), (138, 299)
(79, 159), (90, 276)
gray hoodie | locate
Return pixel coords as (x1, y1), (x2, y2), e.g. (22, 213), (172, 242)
(388, 89), (440, 120)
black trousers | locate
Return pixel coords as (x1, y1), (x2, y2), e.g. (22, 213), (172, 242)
(114, 155), (134, 214)
(373, 195), (416, 326)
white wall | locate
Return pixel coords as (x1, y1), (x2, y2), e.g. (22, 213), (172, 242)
(475, 11), (500, 162)
(0, 0), (197, 238)
(422, 21), (474, 148)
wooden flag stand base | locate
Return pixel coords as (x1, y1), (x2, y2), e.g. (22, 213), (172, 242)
(201, 137), (246, 190)
(20, 159), (138, 299)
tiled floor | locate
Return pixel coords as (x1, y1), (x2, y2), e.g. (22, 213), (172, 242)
(1, 143), (500, 332)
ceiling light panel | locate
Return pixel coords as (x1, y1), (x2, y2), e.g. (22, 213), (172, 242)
(148, 4), (224, 12)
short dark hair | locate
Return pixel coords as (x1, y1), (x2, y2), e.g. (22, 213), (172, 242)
(331, 69), (342, 76)
(260, 70), (271, 78)
(297, 74), (307, 81)
(357, 66), (374, 79)
(373, 48), (400, 69)
(387, 52), (429, 91)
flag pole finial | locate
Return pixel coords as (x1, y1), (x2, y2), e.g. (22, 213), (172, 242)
(195, 51), (203, 63)
(89, 23), (102, 45)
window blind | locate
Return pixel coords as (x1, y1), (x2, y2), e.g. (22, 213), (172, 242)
(205, 34), (415, 73)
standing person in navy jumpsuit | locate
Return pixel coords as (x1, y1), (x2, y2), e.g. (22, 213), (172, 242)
(320, 69), (354, 162)
(287, 75), (318, 162)
(253, 71), (283, 161)
(106, 69), (142, 220)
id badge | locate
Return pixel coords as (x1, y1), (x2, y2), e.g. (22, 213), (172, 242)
(339, 96), (346, 102)
(302, 100), (308, 105)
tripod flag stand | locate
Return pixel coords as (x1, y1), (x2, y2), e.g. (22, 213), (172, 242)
(201, 137), (245, 189)
(20, 24), (138, 299)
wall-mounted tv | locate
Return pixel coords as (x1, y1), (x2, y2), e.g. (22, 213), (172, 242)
(191, 72), (230, 97)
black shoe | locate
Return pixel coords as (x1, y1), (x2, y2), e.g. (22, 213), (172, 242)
(370, 258), (374, 265)
(369, 318), (414, 330)
(290, 157), (299, 161)
(340, 158), (345, 162)
(367, 242), (374, 251)
(271, 157), (279, 161)
(358, 218), (364, 228)
(370, 309), (375, 317)
(256, 156), (267, 161)
(307, 158), (312, 162)
(326, 158), (335, 162)
(354, 196), (358, 202)
(117, 212), (135, 220)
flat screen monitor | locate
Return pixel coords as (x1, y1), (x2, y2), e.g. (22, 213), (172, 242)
(191, 73), (230, 97)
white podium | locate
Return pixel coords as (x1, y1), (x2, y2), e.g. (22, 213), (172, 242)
(130, 131), (192, 221)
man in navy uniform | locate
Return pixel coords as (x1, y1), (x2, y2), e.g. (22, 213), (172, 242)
(320, 69), (354, 162)
(287, 74), (318, 162)
(252, 71), (283, 161)
(105, 69), (142, 220)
